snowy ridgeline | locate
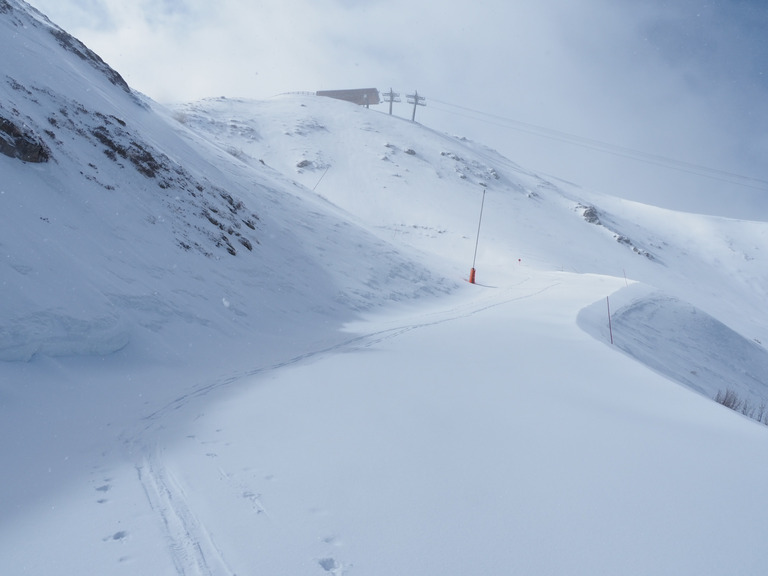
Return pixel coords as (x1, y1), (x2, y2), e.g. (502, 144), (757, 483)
(1, 0), (452, 362)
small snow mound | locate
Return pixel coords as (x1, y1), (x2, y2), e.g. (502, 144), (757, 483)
(0, 309), (129, 362)
(578, 284), (768, 405)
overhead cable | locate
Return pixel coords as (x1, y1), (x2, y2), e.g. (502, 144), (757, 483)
(429, 98), (768, 191)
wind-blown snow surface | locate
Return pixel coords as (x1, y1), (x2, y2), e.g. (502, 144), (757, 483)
(3, 1), (768, 574)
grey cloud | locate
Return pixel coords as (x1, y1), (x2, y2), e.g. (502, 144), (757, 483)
(24, 0), (768, 218)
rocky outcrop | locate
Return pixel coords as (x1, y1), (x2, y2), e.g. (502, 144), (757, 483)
(49, 28), (131, 94)
(0, 115), (49, 162)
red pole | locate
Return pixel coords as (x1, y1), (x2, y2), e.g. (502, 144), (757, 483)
(469, 188), (486, 283)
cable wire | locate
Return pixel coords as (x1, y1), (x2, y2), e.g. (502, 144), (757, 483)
(429, 98), (768, 191)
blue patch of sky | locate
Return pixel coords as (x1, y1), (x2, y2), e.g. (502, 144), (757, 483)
(640, 0), (768, 90)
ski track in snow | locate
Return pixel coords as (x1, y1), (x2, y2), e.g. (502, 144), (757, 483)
(136, 276), (558, 429)
(136, 449), (235, 576)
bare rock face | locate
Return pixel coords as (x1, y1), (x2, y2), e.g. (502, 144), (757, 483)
(0, 115), (49, 162)
(49, 28), (131, 94)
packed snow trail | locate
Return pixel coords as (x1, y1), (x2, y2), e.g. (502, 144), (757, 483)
(109, 270), (768, 576)
(119, 274), (570, 575)
(129, 270), (768, 576)
(133, 274), (558, 430)
(4, 269), (768, 575)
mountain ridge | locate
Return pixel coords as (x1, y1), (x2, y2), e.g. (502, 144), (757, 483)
(1, 0), (446, 364)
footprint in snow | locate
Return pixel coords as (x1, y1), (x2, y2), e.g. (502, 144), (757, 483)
(318, 558), (338, 571)
(322, 535), (343, 547)
(318, 557), (351, 575)
(102, 531), (128, 542)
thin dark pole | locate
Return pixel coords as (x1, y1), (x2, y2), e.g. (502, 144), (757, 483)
(312, 166), (330, 191)
(469, 188), (486, 284)
(607, 296), (614, 344)
(472, 188), (486, 269)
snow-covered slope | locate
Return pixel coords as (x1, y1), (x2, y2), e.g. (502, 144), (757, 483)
(176, 95), (768, 404)
(0, 0), (442, 365)
(3, 2), (768, 574)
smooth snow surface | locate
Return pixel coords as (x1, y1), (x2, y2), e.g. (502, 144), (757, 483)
(2, 2), (768, 574)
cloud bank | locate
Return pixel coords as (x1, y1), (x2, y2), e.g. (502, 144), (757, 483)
(27, 0), (768, 218)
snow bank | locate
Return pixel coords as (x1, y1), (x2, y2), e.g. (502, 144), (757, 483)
(579, 283), (768, 406)
(0, 308), (129, 361)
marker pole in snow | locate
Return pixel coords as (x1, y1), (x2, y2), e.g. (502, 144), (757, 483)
(312, 166), (330, 191)
(607, 296), (614, 344)
(469, 187), (486, 284)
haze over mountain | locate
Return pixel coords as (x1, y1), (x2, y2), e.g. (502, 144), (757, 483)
(26, 0), (768, 219)
(3, 1), (768, 574)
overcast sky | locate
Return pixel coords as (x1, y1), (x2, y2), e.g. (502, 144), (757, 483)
(26, 0), (768, 219)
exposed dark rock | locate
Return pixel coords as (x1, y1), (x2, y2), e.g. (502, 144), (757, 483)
(0, 115), (49, 162)
(581, 205), (601, 224)
(2, 2), (260, 260)
(615, 234), (654, 260)
(238, 237), (253, 251)
(91, 124), (163, 178)
(49, 28), (131, 93)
